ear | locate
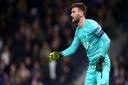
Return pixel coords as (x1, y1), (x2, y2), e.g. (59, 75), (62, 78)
(79, 11), (83, 17)
(81, 11), (84, 16)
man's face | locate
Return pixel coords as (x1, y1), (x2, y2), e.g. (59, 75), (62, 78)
(71, 7), (81, 23)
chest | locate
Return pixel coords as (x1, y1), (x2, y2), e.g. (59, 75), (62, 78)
(77, 28), (95, 43)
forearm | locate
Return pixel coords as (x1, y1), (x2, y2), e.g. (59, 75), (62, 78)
(99, 33), (110, 57)
(62, 45), (77, 57)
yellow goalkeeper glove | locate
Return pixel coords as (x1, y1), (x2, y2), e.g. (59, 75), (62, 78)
(48, 52), (63, 61)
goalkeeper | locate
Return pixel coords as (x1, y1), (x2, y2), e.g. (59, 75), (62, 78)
(49, 3), (111, 85)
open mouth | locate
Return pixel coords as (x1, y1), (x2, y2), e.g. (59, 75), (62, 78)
(71, 16), (74, 19)
(72, 17), (74, 21)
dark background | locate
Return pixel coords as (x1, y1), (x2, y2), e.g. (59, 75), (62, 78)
(0, 0), (128, 85)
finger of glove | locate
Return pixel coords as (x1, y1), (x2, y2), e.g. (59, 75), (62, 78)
(52, 54), (56, 60)
(49, 53), (53, 61)
(52, 53), (59, 59)
(49, 55), (53, 61)
(49, 53), (55, 61)
(52, 53), (58, 60)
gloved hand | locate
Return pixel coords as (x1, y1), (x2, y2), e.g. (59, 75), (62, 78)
(48, 52), (63, 61)
(96, 56), (104, 71)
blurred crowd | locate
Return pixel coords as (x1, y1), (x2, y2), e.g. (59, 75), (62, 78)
(110, 40), (128, 85)
(0, 0), (127, 85)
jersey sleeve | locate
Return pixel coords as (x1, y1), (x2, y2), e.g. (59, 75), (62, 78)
(99, 33), (111, 57)
(90, 20), (104, 38)
(93, 26), (104, 38)
(91, 20), (110, 57)
(62, 28), (80, 57)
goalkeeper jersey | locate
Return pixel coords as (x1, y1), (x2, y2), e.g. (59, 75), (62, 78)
(62, 19), (110, 65)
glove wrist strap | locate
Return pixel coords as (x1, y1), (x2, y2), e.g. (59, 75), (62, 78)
(59, 52), (63, 58)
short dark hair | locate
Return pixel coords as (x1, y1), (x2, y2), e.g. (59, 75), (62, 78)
(71, 3), (86, 15)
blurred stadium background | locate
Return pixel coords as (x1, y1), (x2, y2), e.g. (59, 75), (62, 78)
(0, 0), (128, 85)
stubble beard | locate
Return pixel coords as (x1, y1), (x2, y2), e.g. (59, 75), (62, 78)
(72, 15), (80, 24)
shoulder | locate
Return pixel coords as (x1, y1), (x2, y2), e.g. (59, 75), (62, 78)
(86, 19), (99, 27)
(86, 19), (101, 31)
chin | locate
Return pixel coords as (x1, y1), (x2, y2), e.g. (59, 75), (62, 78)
(72, 20), (79, 24)
(72, 19), (74, 22)
(72, 19), (75, 22)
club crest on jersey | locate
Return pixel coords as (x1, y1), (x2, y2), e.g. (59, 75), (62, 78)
(83, 42), (92, 49)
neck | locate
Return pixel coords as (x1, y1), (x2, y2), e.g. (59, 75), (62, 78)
(78, 17), (86, 28)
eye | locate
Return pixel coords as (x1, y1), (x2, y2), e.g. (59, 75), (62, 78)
(72, 11), (75, 13)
